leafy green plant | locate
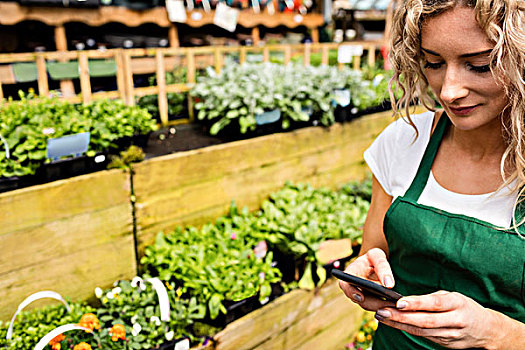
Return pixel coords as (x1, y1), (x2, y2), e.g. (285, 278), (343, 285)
(95, 277), (206, 349)
(255, 182), (370, 290)
(108, 145), (145, 170)
(141, 204), (282, 320)
(0, 92), (157, 179)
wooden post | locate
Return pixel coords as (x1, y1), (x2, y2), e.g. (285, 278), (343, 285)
(214, 47), (222, 74)
(239, 47), (247, 64)
(78, 52), (92, 104)
(54, 25), (76, 98)
(311, 27), (319, 43)
(263, 47), (270, 62)
(123, 50), (135, 106)
(156, 50), (169, 126)
(115, 49), (128, 102)
(284, 45), (292, 65)
(36, 54), (49, 97)
(187, 49), (196, 122)
(367, 46), (376, 67)
(169, 24), (180, 48)
(353, 55), (361, 70)
(0, 81), (4, 101)
(321, 45), (329, 66)
(252, 27), (260, 46)
(303, 43), (311, 66)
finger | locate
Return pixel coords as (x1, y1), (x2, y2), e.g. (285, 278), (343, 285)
(344, 254), (375, 278)
(366, 248), (394, 288)
(339, 281), (396, 311)
(377, 308), (465, 329)
(375, 317), (463, 346)
(396, 291), (464, 312)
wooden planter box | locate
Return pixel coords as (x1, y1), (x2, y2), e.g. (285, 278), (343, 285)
(212, 279), (365, 350)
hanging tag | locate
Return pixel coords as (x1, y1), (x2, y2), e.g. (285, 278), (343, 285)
(202, 0), (211, 12)
(337, 45), (364, 64)
(251, 0), (260, 13)
(214, 2), (239, 32)
(167, 0), (188, 23)
(147, 277), (171, 322)
(186, 0), (194, 11)
(7, 291), (71, 340)
(191, 11), (203, 20)
(34, 324), (91, 350)
(284, 0), (294, 9)
(294, 14), (303, 23)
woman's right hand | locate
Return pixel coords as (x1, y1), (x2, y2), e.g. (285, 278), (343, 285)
(338, 247), (397, 311)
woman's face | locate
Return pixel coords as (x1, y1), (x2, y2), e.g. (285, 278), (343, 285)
(420, 6), (508, 131)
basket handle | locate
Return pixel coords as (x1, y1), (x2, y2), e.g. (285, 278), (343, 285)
(6, 291), (71, 340)
(34, 324), (91, 350)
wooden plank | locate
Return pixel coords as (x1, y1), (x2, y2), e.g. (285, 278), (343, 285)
(321, 46), (329, 66)
(311, 27), (319, 43)
(257, 284), (365, 349)
(368, 47), (376, 67)
(263, 47), (270, 62)
(284, 46), (292, 65)
(0, 234), (135, 321)
(123, 51), (135, 106)
(214, 47), (223, 74)
(133, 111), (394, 197)
(54, 24), (76, 99)
(115, 49), (127, 101)
(169, 24), (180, 48)
(78, 52), (92, 104)
(303, 43), (311, 66)
(239, 47), (247, 64)
(353, 55), (361, 71)
(214, 279), (363, 350)
(0, 81), (3, 100)
(252, 27), (260, 46)
(156, 51), (169, 125)
(0, 169), (131, 235)
(36, 55), (49, 97)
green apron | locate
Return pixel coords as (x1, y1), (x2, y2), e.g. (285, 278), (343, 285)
(373, 113), (525, 350)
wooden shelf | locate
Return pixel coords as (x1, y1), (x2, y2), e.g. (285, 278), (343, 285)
(0, 2), (323, 29)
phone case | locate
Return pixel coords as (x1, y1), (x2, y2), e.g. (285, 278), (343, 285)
(332, 269), (403, 302)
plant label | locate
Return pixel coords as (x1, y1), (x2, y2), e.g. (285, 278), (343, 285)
(214, 2), (239, 32)
(166, 0), (187, 23)
(337, 45), (364, 64)
(46, 132), (90, 161)
(334, 89), (351, 107)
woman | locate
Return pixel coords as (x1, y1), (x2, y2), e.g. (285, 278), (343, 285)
(338, 0), (525, 349)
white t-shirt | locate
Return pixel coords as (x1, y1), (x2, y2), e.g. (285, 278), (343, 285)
(363, 111), (517, 228)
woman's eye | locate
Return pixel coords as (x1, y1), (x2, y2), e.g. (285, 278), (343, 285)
(467, 63), (491, 73)
(424, 61), (444, 69)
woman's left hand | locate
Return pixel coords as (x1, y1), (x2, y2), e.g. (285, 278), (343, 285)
(375, 290), (503, 349)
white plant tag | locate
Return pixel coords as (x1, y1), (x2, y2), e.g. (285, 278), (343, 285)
(147, 277), (171, 322)
(7, 291), (71, 339)
(166, 0), (187, 23)
(191, 11), (203, 20)
(186, 0), (194, 11)
(251, 0), (260, 13)
(34, 324), (91, 350)
(334, 89), (351, 107)
(294, 14), (303, 23)
(213, 2), (239, 32)
(202, 0), (211, 12)
(174, 338), (190, 350)
(337, 45), (364, 64)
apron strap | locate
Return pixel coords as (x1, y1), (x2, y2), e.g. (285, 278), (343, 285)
(404, 112), (449, 201)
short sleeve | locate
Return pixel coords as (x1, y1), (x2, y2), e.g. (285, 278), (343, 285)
(363, 119), (400, 196)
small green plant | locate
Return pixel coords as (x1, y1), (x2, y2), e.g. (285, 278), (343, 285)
(108, 145), (145, 170)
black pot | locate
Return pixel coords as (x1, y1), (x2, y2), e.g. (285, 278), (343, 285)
(0, 175), (36, 193)
(35, 153), (109, 183)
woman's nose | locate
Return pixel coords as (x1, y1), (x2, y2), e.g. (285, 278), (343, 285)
(440, 67), (469, 104)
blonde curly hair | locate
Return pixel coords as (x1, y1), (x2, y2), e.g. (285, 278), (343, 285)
(388, 0), (525, 228)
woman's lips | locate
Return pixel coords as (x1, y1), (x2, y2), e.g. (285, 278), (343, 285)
(448, 105), (480, 115)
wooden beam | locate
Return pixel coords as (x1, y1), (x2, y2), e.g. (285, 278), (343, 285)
(214, 47), (223, 74)
(115, 49), (128, 102)
(36, 54), (49, 97)
(156, 50), (169, 126)
(252, 27), (260, 46)
(123, 51), (135, 106)
(263, 46), (270, 62)
(311, 27), (319, 43)
(303, 43), (311, 66)
(54, 25), (76, 98)
(321, 46), (329, 66)
(168, 24), (180, 48)
(367, 47), (376, 67)
(78, 52), (92, 104)
(284, 45), (291, 65)
(239, 47), (247, 64)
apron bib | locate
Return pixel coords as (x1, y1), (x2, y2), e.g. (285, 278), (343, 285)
(373, 114), (525, 350)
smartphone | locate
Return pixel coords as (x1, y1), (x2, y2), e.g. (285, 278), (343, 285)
(332, 269), (403, 302)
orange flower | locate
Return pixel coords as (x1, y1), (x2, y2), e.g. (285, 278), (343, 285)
(109, 323), (126, 342)
(73, 342), (92, 350)
(78, 313), (100, 333)
(49, 333), (65, 350)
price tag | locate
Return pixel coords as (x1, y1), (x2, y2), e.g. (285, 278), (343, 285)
(174, 338), (190, 350)
(337, 45), (364, 64)
(166, 0), (187, 23)
(214, 2), (239, 32)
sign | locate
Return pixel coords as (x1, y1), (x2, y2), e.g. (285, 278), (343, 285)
(166, 0), (187, 23)
(337, 45), (364, 64)
(214, 2), (239, 32)
(47, 132), (90, 161)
